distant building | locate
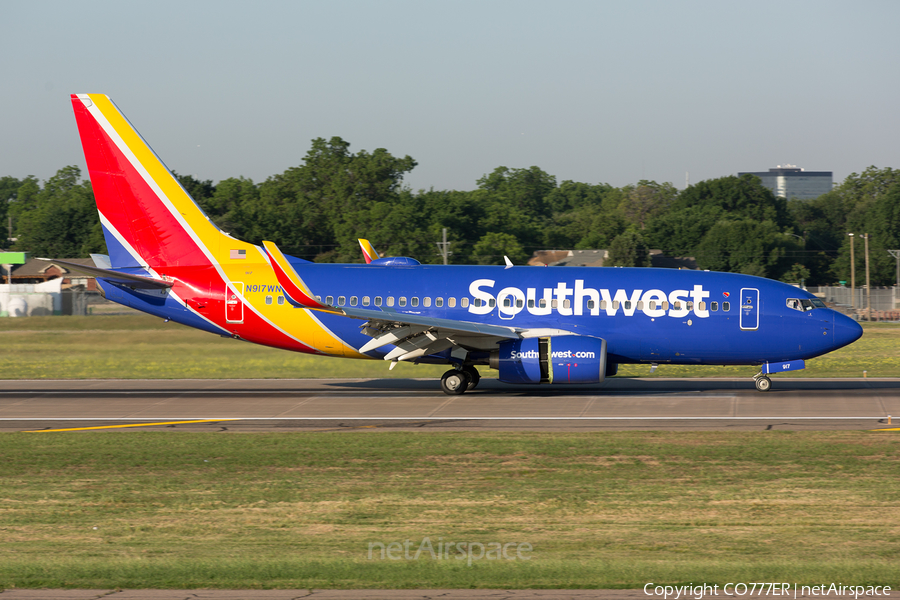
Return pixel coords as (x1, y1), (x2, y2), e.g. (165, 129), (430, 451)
(739, 165), (832, 200)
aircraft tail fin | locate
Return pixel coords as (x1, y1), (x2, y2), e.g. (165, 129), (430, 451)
(71, 94), (244, 270)
(358, 239), (381, 264)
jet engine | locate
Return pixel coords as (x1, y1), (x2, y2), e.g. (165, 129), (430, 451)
(489, 336), (608, 385)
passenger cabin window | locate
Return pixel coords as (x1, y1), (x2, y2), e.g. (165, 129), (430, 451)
(624, 301), (631, 310)
(698, 301), (705, 311)
(326, 295), (334, 305)
(600, 300), (607, 310)
(459, 298), (467, 308)
(612, 300), (619, 310)
(399, 297), (407, 307)
(528, 299), (535, 308)
(265, 295), (273, 305)
(551, 299), (559, 309)
(449, 297), (457, 308)
(411, 297), (419, 307)
(423, 297), (431, 307)
(503, 298), (511, 308)
(489, 298), (496, 308)
(338, 296), (346, 306)
(362, 296), (370, 306)
(563, 299), (571, 309)
(278, 296), (285, 305)
(723, 301), (730, 311)
(587, 300), (595, 310)
(539, 299), (547, 309)
(436, 297), (444, 307)
(386, 297), (394, 307)
(686, 301), (693, 311)
(350, 296), (358, 306)
(374, 296), (382, 306)
(711, 301), (718, 311)
(474, 298), (482, 308)
(516, 298), (523, 308)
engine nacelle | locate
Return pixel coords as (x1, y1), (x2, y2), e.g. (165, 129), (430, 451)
(490, 336), (608, 385)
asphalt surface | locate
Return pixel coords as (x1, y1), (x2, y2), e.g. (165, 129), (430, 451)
(1, 378), (898, 432)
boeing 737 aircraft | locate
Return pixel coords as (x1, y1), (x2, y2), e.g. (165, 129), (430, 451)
(49, 94), (863, 395)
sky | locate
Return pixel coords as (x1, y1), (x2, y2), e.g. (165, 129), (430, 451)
(2, 0), (899, 192)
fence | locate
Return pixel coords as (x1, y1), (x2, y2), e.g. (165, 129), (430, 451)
(810, 285), (900, 320)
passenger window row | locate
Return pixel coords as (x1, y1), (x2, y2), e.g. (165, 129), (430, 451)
(297, 296), (732, 313)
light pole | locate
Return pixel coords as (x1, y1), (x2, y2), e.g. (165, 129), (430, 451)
(863, 233), (871, 321)
(848, 233), (855, 310)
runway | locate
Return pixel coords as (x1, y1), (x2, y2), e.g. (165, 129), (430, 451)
(1, 377), (898, 432)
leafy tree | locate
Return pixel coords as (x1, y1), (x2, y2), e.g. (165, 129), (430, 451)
(544, 180), (616, 213)
(472, 232), (528, 265)
(607, 230), (650, 267)
(476, 166), (556, 219)
(694, 219), (802, 280)
(644, 204), (725, 256)
(14, 167), (105, 257)
(0, 176), (19, 248)
(618, 180), (677, 230)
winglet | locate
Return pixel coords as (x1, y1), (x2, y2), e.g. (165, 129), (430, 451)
(358, 239), (381, 264)
(262, 241), (332, 310)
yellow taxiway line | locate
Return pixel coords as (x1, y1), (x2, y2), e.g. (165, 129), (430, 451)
(24, 419), (240, 433)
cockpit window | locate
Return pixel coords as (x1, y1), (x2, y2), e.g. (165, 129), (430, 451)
(788, 297), (825, 312)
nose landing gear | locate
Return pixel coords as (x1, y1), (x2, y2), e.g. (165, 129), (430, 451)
(754, 373), (772, 392)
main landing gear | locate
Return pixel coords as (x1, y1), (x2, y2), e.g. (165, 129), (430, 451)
(440, 366), (481, 395)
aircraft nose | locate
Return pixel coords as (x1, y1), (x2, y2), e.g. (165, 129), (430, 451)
(832, 312), (863, 349)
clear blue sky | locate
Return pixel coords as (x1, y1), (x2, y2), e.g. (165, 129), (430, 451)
(2, 0), (898, 192)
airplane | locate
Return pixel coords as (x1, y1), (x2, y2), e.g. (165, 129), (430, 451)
(49, 93), (863, 395)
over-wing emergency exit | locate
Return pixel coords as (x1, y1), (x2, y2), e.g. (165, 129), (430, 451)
(56, 94), (863, 395)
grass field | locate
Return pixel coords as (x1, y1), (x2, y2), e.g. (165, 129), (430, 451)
(1, 314), (898, 379)
(1, 431), (898, 589)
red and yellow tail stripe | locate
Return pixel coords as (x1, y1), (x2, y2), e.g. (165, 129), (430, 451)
(72, 94), (363, 359)
(358, 239), (381, 264)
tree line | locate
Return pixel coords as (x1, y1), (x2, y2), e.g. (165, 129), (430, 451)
(2, 136), (899, 286)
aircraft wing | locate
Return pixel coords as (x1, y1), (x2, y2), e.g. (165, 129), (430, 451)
(35, 258), (173, 290)
(261, 240), (574, 362)
(340, 304), (574, 362)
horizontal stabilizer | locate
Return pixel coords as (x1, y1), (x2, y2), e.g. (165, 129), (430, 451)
(36, 258), (172, 289)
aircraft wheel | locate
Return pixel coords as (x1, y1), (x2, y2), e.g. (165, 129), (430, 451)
(463, 366), (480, 390)
(441, 370), (469, 395)
(755, 376), (772, 392)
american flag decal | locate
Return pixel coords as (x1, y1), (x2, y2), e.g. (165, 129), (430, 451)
(230, 249), (246, 259)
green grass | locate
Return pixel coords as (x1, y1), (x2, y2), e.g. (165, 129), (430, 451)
(1, 315), (898, 379)
(0, 431), (898, 588)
